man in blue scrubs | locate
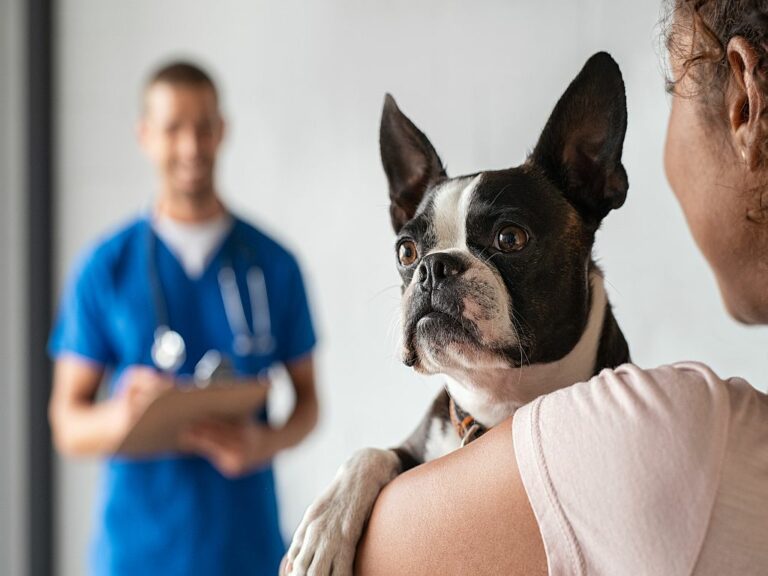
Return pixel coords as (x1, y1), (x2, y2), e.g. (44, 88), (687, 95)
(48, 62), (319, 576)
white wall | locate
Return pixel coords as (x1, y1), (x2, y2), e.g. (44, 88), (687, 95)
(55, 1), (768, 574)
(1, 0), (27, 574)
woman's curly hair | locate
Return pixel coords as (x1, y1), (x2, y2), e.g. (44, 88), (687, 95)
(665, 0), (768, 222)
(665, 0), (768, 101)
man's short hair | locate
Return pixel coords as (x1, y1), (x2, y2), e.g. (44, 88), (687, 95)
(143, 61), (219, 110)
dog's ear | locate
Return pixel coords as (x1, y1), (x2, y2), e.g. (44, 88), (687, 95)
(380, 94), (446, 233)
(531, 52), (628, 225)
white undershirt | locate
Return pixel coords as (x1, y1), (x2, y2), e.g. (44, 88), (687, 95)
(152, 211), (234, 279)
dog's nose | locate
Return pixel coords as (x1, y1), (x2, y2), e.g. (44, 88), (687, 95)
(418, 253), (467, 291)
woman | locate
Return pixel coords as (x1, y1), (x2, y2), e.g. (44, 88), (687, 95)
(355, 1), (768, 574)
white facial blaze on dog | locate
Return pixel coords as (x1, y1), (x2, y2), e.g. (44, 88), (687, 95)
(429, 174), (480, 252)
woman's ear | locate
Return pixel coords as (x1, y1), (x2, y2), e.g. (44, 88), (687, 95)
(726, 36), (767, 170)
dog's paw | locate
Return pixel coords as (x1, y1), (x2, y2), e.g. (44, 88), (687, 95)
(285, 448), (400, 576)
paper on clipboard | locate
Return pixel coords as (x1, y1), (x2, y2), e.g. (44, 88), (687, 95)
(115, 381), (269, 457)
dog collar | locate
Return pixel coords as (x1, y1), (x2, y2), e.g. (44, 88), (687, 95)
(448, 396), (487, 447)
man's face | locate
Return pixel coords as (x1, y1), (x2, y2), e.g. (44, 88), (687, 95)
(139, 82), (224, 199)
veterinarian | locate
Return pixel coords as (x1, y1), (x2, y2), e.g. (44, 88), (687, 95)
(353, 2), (768, 574)
(48, 61), (319, 576)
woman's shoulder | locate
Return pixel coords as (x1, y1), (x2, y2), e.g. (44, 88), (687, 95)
(514, 361), (739, 502)
(615, 362), (763, 433)
(604, 360), (758, 391)
(547, 361), (764, 425)
(523, 360), (767, 476)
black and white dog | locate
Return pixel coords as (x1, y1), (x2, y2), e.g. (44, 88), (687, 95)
(285, 52), (630, 576)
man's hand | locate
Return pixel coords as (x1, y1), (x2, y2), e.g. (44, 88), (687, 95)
(49, 359), (173, 456)
(178, 419), (281, 478)
(111, 365), (174, 438)
(180, 354), (319, 478)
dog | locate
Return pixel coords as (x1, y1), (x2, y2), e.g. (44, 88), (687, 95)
(284, 51), (631, 576)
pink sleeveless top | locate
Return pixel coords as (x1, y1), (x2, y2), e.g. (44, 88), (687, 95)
(513, 362), (768, 575)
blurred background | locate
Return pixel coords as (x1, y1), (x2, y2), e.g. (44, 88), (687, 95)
(2, 1), (766, 575)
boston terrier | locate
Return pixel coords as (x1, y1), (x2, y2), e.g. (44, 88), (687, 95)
(285, 51), (631, 576)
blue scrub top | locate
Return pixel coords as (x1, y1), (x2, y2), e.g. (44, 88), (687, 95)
(49, 215), (317, 576)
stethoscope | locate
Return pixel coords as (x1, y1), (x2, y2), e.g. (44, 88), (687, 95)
(148, 225), (276, 374)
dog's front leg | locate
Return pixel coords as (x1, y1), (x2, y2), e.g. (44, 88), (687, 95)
(285, 447), (401, 576)
(285, 392), (449, 576)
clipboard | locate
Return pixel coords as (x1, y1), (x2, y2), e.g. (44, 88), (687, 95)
(115, 380), (269, 457)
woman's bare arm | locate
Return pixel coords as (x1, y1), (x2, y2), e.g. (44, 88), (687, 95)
(354, 417), (547, 576)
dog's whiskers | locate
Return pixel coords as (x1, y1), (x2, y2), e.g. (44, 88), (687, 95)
(508, 309), (531, 388)
(368, 283), (402, 303)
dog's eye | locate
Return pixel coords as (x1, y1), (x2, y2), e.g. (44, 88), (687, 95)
(397, 240), (419, 267)
(495, 226), (529, 252)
